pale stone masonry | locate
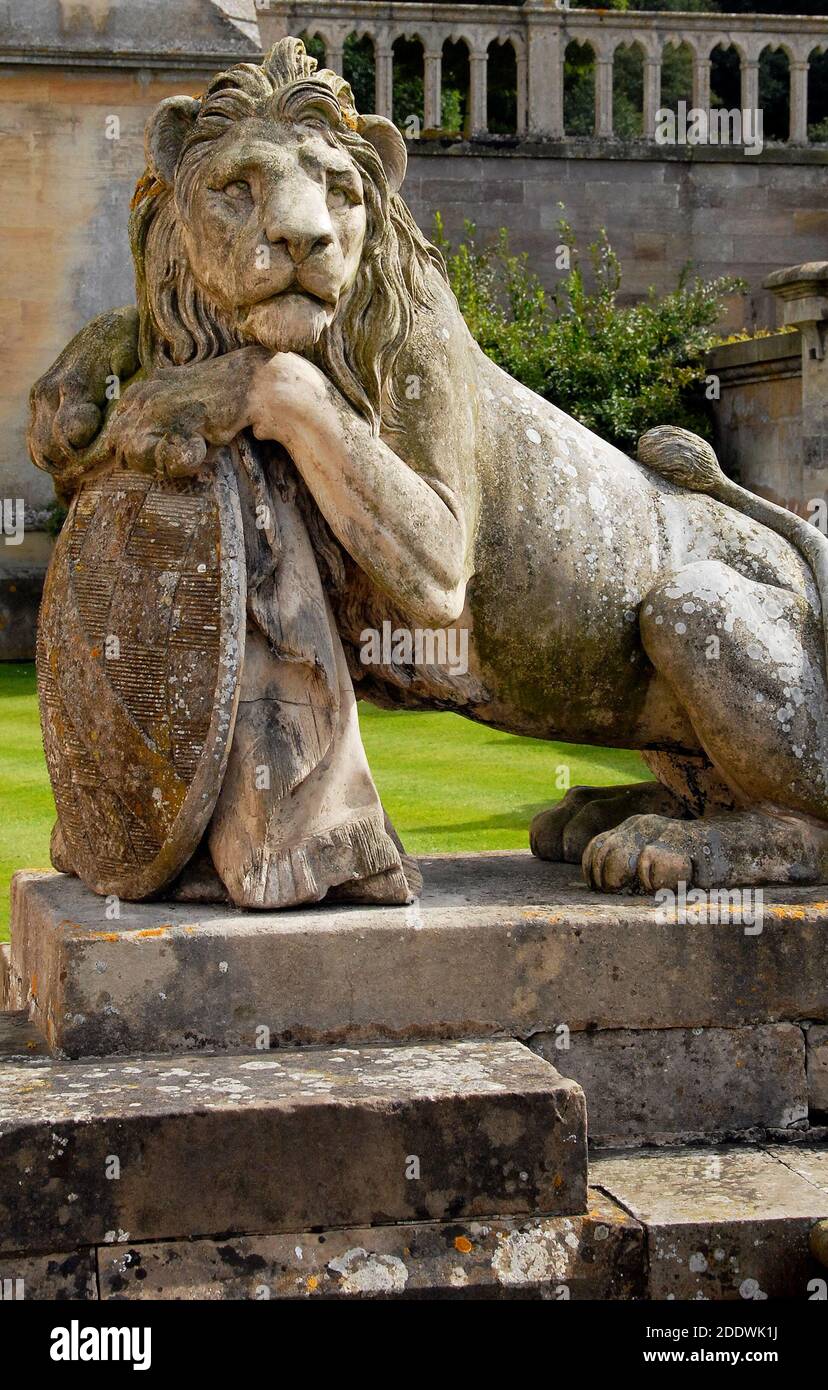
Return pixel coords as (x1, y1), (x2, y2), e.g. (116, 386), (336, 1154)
(262, 1), (828, 143)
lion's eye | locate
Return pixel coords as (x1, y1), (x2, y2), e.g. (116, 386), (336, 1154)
(222, 180), (251, 198)
(327, 187), (350, 210)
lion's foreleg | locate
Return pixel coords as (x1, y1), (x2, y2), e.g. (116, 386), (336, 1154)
(249, 355), (469, 626)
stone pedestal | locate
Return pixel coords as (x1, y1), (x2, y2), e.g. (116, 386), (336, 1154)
(6, 854), (828, 1146)
(4, 852), (828, 1299)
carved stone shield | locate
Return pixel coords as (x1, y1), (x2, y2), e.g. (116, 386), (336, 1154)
(37, 450), (246, 899)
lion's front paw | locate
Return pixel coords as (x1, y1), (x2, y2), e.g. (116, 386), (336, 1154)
(582, 814), (694, 893)
(530, 782), (685, 865)
(108, 378), (211, 479)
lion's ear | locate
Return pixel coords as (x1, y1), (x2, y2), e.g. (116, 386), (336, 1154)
(145, 96), (200, 184)
(358, 115), (407, 195)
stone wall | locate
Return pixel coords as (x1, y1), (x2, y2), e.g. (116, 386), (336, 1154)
(404, 141), (828, 330)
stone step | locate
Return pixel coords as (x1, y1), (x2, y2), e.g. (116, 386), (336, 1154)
(533, 1023), (810, 1147)
(592, 1143), (828, 1300)
(10, 856), (828, 1060)
(0, 1037), (587, 1258)
(94, 1190), (643, 1301)
(5, 1144), (826, 1301)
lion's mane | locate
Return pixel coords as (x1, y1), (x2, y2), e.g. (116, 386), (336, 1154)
(129, 37), (446, 432)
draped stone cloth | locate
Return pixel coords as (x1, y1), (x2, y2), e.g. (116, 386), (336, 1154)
(206, 435), (411, 909)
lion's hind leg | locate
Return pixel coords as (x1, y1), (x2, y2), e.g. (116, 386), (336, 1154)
(582, 559), (828, 893)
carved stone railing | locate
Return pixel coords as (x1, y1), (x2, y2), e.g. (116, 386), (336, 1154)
(257, 2), (828, 144)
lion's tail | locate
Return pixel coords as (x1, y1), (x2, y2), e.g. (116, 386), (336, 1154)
(638, 425), (828, 677)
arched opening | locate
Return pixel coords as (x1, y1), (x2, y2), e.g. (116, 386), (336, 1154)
(441, 38), (470, 134)
(807, 47), (828, 142)
(298, 30), (325, 66)
(613, 41), (645, 139)
(758, 45), (790, 142)
(487, 37), (518, 134)
(343, 33), (375, 112)
(660, 40), (693, 117)
(392, 36), (424, 132)
(564, 40), (595, 136)
(710, 43), (742, 111)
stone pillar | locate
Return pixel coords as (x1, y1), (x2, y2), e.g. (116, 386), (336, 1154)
(692, 54), (711, 112)
(766, 262), (828, 510)
(741, 56), (760, 116)
(375, 46), (393, 120)
(525, 12), (563, 138)
(327, 43), (344, 75)
(643, 57), (662, 139)
(424, 48), (443, 130)
(516, 51), (528, 135)
(595, 55), (614, 139)
(789, 59), (809, 144)
(469, 49), (489, 136)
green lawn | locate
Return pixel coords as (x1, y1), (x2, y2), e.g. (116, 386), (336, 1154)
(0, 663), (649, 941)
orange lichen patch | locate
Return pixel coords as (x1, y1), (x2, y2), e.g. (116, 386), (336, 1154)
(83, 931), (120, 942)
(306, 1276), (319, 1291)
(131, 172), (166, 209)
(134, 926), (169, 939)
(768, 905), (808, 920)
(31, 973), (37, 997)
(553, 1173), (564, 1190)
(454, 1236), (473, 1254)
(522, 909), (562, 922)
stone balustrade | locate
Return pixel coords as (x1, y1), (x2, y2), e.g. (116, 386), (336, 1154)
(258, 2), (828, 144)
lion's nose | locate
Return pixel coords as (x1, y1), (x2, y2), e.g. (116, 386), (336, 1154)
(283, 227), (335, 264)
(264, 210), (335, 264)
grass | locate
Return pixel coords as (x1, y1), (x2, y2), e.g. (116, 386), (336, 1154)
(0, 663), (650, 942)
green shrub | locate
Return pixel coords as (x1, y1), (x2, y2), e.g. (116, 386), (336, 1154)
(434, 212), (745, 452)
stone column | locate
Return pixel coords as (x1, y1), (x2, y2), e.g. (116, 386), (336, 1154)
(469, 49), (489, 136)
(525, 10), (563, 138)
(741, 56), (760, 116)
(692, 53), (711, 112)
(375, 46), (393, 120)
(643, 56), (662, 139)
(595, 55), (614, 139)
(516, 51), (528, 135)
(789, 59), (809, 144)
(424, 48), (443, 130)
(766, 262), (828, 512)
(326, 43), (344, 75)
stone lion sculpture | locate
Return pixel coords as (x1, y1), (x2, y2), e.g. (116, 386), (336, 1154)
(29, 37), (828, 904)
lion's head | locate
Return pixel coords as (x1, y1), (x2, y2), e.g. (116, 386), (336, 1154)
(130, 37), (445, 431)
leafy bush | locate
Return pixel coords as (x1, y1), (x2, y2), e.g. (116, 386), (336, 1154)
(434, 212), (745, 451)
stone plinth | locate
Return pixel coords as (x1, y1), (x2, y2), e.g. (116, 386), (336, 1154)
(0, 1038), (587, 1257)
(9, 857), (828, 1059)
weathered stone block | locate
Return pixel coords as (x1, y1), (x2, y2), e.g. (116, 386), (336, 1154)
(0, 1039), (587, 1256)
(592, 1145), (828, 1300)
(0, 1008), (48, 1058)
(0, 1250), (96, 1300)
(97, 1190), (640, 1301)
(806, 1025), (828, 1115)
(533, 1024), (808, 1146)
(10, 859), (828, 1058)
